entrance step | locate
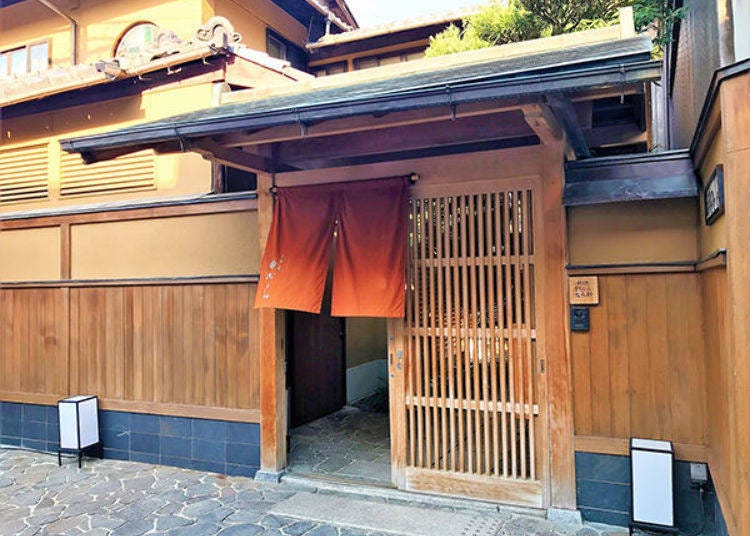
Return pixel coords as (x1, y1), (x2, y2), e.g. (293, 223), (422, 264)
(270, 490), (512, 536)
(280, 472), (546, 517)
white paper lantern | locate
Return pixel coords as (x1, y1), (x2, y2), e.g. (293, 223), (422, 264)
(58, 395), (100, 455)
(630, 438), (677, 533)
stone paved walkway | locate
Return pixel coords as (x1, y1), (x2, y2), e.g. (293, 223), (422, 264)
(287, 407), (391, 485)
(0, 448), (626, 536)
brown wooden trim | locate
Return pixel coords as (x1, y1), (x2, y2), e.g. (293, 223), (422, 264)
(0, 391), (63, 405)
(575, 435), (707, 462)
(0, 198), (257, 230)
(567, 250), (728, 275)
(696, 251), (727, 271)
(404, 467), (544, 508)
(99, 399), (261, 423)
(542, 143), (576, 509)
(567, 265), (696, 275)
(0, 391), (261, 423)
(388, 318), (407, 488)
(0, 275), (260, 289)
(60, 223), (71, 279)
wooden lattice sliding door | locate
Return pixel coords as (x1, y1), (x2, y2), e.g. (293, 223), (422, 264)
(389, 180), (547, 508)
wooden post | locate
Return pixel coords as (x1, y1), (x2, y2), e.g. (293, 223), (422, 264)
(257, 171), (287, 480)
(720, 73), (750, 536)
(388, 318), (406, 488)
(541, 142), (577, 509)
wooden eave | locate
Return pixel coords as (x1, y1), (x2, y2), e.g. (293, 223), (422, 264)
(563, 149), (698, 205)
(1, 48), (311, 121)
(690, 57), (750, 169)
(0, 46), (227, 110)
(60, 36), (660, 165)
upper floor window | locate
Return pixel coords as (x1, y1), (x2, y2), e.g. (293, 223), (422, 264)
(0, 42), (49, 78)
(115, 22), (159, 58)
(311, 62), (348, 78)
(353, 48), (425, 71)
(267, 33), (287, 62)
(266, 29), (306, 72)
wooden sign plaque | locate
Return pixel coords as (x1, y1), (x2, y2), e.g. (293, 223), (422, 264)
(569, 276), (599, 305)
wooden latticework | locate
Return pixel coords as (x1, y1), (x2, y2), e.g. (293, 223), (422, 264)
(404, 187), (541, 487)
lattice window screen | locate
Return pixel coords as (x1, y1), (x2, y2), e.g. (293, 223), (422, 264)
(405, 190), (539, 481)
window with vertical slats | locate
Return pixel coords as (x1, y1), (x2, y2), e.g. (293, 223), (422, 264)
(60, 150), (156, 197)
(0, 143), (49, 203)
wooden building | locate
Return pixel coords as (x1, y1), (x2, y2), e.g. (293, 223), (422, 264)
(306, 6), (480, 76)
(0, 0), (349, 475)
(2, 1), (750, 535)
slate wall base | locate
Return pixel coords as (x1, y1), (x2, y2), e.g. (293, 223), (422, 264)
(576, 451), (728, 535)
(0, 401), (260, 478)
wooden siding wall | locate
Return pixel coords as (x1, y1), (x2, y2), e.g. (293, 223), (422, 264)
(0, 289), (68, 399)
(702, 267), (736, 530)
(572, 273), (708, 459)
(0, 283), (260, 422)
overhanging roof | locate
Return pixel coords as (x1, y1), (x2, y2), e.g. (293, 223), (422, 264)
(61, 36), (659, 163)
(564, 150), (698, 205)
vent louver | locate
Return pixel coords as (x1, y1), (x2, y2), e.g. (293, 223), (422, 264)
(0, 143), (49, 203)
(60, 150), (156, 197)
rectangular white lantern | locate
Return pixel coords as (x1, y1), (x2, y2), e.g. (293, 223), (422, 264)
(58, 395), (99, 450)
(630, 438), (677, 533)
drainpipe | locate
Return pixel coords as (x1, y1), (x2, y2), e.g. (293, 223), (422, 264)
(36, 0), (78, 65)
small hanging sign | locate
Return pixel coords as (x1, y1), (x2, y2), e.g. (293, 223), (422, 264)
(569, 276), (599, 305)
(704, 164), (725, 226)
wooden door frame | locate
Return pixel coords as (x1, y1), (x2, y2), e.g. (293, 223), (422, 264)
(540, 143), (576, 510)
(389, 175), (550, 507)
(258, 146), (575, 505)
(387, 144), (575, 509)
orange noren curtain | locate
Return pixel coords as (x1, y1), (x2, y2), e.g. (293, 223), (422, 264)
(255, 178), (407, 317)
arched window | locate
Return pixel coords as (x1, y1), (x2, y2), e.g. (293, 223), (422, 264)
(114, 22), (159, 58)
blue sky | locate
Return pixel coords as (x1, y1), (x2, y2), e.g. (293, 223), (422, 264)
(345, 0), (485, 27)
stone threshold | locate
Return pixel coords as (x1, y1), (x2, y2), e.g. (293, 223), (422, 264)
(281, 472), (548, 518)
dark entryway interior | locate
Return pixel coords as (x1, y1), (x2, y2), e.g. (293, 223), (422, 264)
(286, 283), (391, 485)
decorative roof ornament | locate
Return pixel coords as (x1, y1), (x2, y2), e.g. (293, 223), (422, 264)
(195, 17), (242, 49)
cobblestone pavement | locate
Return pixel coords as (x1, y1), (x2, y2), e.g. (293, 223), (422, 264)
(0, 448), (626, 536)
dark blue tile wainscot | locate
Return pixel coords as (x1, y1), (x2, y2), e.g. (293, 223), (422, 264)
(0, 402), (260, 478)
(576, 451), (723, 535)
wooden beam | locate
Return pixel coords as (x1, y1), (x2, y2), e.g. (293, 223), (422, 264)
(214, 99), (532, 147)
(276, 145), (545, 187)
(282, 137), (538, 172)
(583, 123), (647, 148)
(521, 103), (563, 146)
(569, 86), (641, 103)
(547, 94), (592, 159)
(277, 112), (533, 164)
(192, 140), (275, 173)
